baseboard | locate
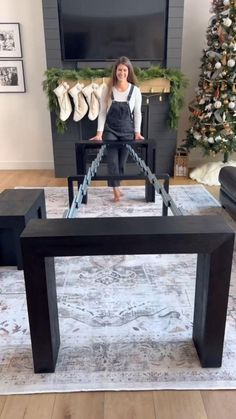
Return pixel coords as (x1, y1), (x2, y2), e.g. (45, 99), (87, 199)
(0, 161), (54, 170)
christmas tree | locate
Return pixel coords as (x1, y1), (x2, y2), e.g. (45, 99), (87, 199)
(184, 0), (236, 163)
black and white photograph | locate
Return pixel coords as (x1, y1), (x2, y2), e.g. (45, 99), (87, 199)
(0, 60), (25, 92)
(0, 23), (22, 58)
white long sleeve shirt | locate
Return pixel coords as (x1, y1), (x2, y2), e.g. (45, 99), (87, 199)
(97, 83), (142, 133)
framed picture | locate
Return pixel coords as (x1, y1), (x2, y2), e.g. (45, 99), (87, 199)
(0, 60), (25, 93)
(0, 23), (22, 58)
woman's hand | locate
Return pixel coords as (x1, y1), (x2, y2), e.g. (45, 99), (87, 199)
(134, 133), (144, 141)
(89, 132), (103, 141)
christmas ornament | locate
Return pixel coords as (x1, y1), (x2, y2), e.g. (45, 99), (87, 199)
(214, 110), (223, 122)
(208, 137), (215, 143)
(214, 100), (222, 108)
(228, 101), (236, 109)
(220, 81), (227, 90)
(193, 131), (202, 140)
(223, 0), (230, 5)
(199, 98), (206, 104)
(227, 58), (235, 67)
(221, 55), (227, 66)
(215, 62), (222, 69)
(230, 42), (236, 50)
(215, 85), (220, 98)
(217, 25), (227, 44)
(223, 18), (232, 27)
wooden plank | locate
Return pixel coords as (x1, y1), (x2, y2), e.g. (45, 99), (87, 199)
(0, 397), (6, 416)
(201, 390), (236, 419)
(52, 392), (104, 419)
(104, 391), (156, 419)
(0, 394), (55, 419)
(0, 396), (30, 419)
(139, 78), (170, 93)
(153, 391), (208, 419)
(60, 77), (170, 93)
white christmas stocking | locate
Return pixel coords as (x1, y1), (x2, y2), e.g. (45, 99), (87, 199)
(82, 83), (100, 121)
(53, 82), (72, 121)
(94, 82), (107, 101)
(69, 82), (88, 122)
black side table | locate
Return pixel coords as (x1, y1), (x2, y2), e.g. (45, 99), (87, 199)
(0, 189), (46, 270)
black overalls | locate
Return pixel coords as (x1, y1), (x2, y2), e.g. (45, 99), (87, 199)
(103, 84), (135, 187)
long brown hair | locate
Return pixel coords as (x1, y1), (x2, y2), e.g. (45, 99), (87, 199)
(106, 56), (138, 101)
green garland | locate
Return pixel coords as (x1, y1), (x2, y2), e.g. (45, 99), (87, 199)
(43, 66), (188, 133)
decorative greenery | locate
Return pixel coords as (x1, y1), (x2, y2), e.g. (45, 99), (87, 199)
(183, 0), (236, 163)
(43, 66), (188, 134)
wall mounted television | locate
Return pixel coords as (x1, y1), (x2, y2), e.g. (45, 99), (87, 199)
(58, 0), (168, 66)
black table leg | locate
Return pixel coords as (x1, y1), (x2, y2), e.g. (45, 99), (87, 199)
(145, 147), (155, 202)
(22, 253), (60, 373)
(193, 236), (234, 367)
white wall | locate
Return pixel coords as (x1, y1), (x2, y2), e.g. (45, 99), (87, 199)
(0, 0), (53, 169)
(0, 0), (216, 170)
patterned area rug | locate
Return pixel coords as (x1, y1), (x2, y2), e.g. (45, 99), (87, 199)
(1, 185), (236, 394)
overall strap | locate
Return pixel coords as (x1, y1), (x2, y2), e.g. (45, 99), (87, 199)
(111, 84), (134, 101)
(127, 84), (135, 102)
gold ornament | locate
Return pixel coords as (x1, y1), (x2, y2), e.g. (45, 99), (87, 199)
(221, 81), (227, 91)
(221, 55), (227, 66)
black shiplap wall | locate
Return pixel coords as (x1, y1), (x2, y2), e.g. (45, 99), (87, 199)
(42, 0), (185, 176)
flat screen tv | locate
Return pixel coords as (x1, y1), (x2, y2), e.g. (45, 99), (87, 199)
(58, 0), (168, 65)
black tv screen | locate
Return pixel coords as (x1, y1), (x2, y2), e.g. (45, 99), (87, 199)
(58, 0), (168, 64)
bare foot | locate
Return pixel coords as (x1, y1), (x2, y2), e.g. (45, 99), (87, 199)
(113, 188), (122, 202)
(119, 189), (124, 197)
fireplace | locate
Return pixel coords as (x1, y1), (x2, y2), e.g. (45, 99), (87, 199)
(42, 0), (184, 177)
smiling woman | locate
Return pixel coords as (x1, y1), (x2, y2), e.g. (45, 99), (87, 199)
(89, 56), (143, 202)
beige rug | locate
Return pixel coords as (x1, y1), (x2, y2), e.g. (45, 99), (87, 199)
(0, 185), (236, 394)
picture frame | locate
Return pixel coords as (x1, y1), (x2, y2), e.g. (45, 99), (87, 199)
(0, 60), (25, 93)
(0, 23), (22, 58)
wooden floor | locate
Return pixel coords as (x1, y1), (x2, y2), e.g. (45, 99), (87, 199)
(0, 170), (235, 419)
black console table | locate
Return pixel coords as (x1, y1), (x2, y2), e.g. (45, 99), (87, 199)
(69, 140), (169, 208)
(0, 189), (46, 270)
(73, 140), (157, 203)
(21, 214), (234, 372)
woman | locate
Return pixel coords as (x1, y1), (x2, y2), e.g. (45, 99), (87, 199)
(90, 56), (143, 202)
